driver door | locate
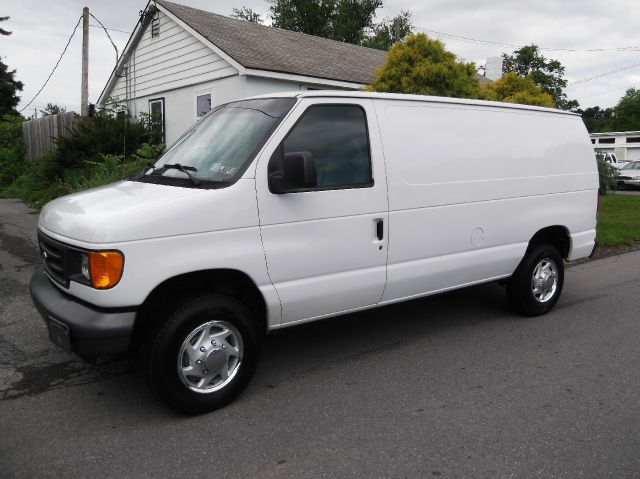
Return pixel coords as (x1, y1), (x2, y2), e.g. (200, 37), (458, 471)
(255, 98), (389, 326)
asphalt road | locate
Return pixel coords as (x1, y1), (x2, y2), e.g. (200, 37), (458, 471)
(1, 198), (639, 478)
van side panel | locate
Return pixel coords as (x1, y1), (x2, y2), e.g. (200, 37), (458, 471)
(374, 100), (598, 302)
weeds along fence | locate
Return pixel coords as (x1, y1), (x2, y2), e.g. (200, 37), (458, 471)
(21, 112), (80, 160)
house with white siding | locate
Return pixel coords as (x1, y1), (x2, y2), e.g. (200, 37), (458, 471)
(98, 0), (387, 145)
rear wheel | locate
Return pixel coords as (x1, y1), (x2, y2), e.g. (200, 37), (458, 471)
(142, 293), (260, 415)
(506, 243), (564, 316)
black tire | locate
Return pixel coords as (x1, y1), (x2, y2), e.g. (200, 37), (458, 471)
(506, 243), (564, 316)
(141, 293), (260, 415)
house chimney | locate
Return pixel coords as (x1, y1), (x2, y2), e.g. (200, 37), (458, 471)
(485, 56), (503, 81)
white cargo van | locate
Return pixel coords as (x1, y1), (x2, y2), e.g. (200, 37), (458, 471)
(30, 91), (598, 414)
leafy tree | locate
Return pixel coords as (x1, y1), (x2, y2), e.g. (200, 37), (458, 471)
(231, 1), (412, 50)
(481, 72), (554, 107)
(366, 33), (480, 98)
(578, 105), (614, 133)
(0, 16), (23, 116)
(614, 88), (640, 131)
(0, 15), (11, 36)
(0, 114), (25, 187)
(231, 7), (263, 23)
(596, 158), (617, 195)
(39, 103), (66, 116)
(361, 10), (412, 50)
(502, 45), (578, 110)
(269, 0), (381, 44)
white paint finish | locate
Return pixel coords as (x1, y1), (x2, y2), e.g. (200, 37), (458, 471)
(255, 98), (389, 324)
(376, 101), (596, 211)
(39, 179), (259, 243)
(569, 229), (598, 261)
(38, 92), (600, 333)
(373, 99), (598, 303)
(43, 224), (272, 311)
(38, 178), (279, 313)
(382, 191), (596, 301)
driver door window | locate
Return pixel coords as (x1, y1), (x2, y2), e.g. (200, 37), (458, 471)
(281, 105), (372, 189)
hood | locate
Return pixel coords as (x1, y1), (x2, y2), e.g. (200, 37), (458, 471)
(39, 180), (258, 244)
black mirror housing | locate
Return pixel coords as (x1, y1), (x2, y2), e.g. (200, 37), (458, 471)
(268, 151), (317, 194)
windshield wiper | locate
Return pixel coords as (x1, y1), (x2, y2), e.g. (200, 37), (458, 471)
(163, 163), (200, 186)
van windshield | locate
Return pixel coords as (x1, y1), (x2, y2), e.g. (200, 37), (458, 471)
(136, 98), (296, 188)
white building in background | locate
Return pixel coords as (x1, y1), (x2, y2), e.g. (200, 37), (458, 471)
(484, 56), (503, 81)
(98, 0), (387, 145)
(590, 131), (640, 163)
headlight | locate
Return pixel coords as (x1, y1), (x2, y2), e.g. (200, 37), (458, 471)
(633, 176), (640, 180)
(80, 251), (124, 289)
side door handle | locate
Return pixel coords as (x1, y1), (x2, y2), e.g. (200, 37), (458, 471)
(376, 219), (384, 241)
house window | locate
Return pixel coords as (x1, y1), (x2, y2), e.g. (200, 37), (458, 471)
(196, 93), (212, 118)
(149, 98), (165, 143)
(151, 14), (160, 38)
(599, 138), (615, 144)
(627, 137), (640, 143)
(590, 139), (596, 144)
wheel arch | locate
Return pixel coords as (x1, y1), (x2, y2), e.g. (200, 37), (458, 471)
(527, 225), (571, 259)
(131, 269), (268, 350)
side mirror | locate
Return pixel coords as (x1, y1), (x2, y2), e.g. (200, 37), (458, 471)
(268, 151), (317, 194)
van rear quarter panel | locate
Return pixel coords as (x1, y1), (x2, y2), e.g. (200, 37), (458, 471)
(374, 100), (598, 302)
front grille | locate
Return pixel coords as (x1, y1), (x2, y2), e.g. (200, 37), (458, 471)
(617, 175), (631, 180)
(38, 232), (71, 287)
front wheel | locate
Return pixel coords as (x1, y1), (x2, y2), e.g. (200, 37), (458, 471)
(142, 293), (260, 415)
(506, 243), (564, 316)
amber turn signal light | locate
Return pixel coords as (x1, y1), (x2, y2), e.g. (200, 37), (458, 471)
(88, 251), (124, 289)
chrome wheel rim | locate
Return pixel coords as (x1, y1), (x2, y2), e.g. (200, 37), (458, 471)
(177, 320), (243, 394)
(531, 258), (558, 303)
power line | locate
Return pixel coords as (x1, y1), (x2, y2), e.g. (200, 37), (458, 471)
(89, 13), (120, 64)
(89, 24), (131, 35)
(414, 26), (640, 53)
(20, 15), (82, 113)
(580, 87), (632, 100)
(568, 62), (640, 86)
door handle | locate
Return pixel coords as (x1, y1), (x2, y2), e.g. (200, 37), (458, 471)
(375, 219), (384, 241)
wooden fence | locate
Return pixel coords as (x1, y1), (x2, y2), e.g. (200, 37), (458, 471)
(21, 112), (80, 160)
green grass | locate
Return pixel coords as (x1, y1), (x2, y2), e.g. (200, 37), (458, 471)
(597, 194), (640, 246)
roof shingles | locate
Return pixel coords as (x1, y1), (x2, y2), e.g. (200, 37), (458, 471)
(156, 0), (387, 85)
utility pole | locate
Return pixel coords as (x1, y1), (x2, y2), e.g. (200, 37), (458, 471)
(81, 7), (89, 117)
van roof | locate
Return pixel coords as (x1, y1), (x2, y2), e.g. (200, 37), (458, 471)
(245, 90), (578, 116)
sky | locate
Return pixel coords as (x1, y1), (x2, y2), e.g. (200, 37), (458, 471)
(2, 0), (639, 116)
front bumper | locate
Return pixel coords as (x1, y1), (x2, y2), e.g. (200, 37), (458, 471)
(30, 266), (136, 355)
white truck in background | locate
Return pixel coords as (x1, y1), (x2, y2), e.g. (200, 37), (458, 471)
(595, 150), (626, 170)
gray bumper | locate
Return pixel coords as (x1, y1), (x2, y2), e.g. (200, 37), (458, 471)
(30, 266), (137, 355)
